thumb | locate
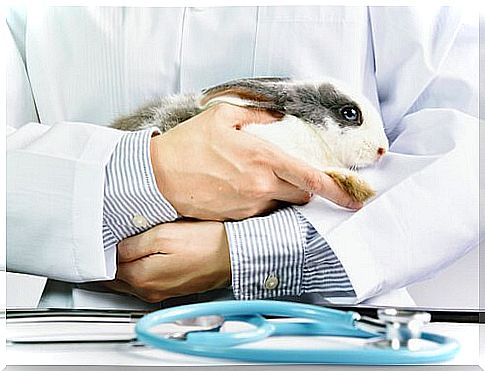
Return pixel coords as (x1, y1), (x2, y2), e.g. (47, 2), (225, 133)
(238, 108), (284, 126)
(117, 227), (165, 263)
(241, 107), (284, 125)
(269, 150), (363, 210)
(212, 103), (283, 129)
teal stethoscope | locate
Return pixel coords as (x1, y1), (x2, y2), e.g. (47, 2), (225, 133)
(135, 300), (460, 364)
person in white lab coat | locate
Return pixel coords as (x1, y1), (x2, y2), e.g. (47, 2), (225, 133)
(6, 6), (479, 308)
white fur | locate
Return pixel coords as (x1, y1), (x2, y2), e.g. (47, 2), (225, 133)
(202, 81), (389, 171)
(202, 96), (338, 168)
(243, 116), (342, 170)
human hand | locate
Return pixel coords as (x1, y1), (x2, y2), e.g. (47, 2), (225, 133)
(103, 220), (231, 303)
(150, 103), (362, 221)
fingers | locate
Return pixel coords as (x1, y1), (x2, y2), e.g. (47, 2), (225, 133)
(115, 258), (147, 285)
(271, 154), (363, 210)
(271, 179), (313, 205)
(117, 227), (165, 263)
(222, 107), (363, 210)
(255, 200), (281, 217)
(102, 279), (133, 295)
(212, 103), (282, 129)
(115, 255), (179, 303)
(104, 277), (167, 304)
(115, 255), (169, 295)
(241, 107), (284, 125)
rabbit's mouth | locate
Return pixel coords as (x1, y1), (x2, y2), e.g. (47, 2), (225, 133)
(346, 158), (378, 170)
(342, 140), (388, 170)
(348, 164), (362, 171)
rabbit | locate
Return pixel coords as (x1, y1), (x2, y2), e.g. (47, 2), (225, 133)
(112, 77), (389, 203)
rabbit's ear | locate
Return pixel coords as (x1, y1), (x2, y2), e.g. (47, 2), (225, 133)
(199, 77), (290, 112)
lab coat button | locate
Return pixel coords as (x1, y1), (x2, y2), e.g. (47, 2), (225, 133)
(132, 214), (148, 228)
(264, 274), (279, 290)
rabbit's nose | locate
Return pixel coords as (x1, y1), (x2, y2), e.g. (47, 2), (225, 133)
(377, 147), (386, 157)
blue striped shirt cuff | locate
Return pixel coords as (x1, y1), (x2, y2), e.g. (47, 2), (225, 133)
(102, 128), (178, 250)
(224, 207), (355, 300)
(294, 210), (355, 296)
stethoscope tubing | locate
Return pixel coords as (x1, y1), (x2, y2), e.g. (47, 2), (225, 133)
(135, 300), (460, 364)
(137, 300), (358, 330)
(136, 300), (358, 348)
(136, 333), (459, 364)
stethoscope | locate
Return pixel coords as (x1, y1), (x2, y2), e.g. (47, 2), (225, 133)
(135, 300), (460, 364)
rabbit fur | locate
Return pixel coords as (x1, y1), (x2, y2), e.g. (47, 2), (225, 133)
(112, 77), (389, 203)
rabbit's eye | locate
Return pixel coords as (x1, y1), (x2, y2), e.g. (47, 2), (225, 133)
(340, 105), (361, 124)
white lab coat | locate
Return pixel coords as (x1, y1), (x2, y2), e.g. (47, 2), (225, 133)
(6, 6), (480, 307)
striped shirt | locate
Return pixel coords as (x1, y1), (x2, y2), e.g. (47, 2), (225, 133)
(103, 128), (355, 300)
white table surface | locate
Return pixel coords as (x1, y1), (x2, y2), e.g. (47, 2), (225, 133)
(6, 320), (482, 367)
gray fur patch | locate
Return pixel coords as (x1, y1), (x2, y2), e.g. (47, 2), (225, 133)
(286, 83), (363, 128)
(111, 94), (201, 133)
(202, 78), (363, 129)
(111, 78), (363, 133)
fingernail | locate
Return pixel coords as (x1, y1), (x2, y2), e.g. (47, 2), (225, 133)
(269, 110), (284, 119)
(349, 201), (363, 210)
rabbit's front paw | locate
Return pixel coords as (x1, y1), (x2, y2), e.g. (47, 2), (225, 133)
(323, 169), (375, 203)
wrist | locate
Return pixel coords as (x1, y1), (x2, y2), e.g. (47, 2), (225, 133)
(217, 222), (232, 288)
(149, 131), (202, 219)
(150, 134), (168, 197)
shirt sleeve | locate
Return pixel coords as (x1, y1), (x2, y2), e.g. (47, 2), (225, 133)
(102, 128), (179, 251)
(224, 207), (355, 300)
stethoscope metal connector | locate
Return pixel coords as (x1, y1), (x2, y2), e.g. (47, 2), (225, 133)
(360, 308), (432, 351)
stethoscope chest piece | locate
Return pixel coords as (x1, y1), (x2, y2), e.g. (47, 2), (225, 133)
(369, 308), (432, 351)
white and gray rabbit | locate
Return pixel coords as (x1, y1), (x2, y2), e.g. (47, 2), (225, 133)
(112, 77), (389, 203)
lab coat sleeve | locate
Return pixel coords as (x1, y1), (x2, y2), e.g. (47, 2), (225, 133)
(224, 208), (355, 300)
(319, 7), (479, 302)
(6, 8), (38, 128)
(6, 10), (127, 282)
(7, 122), (125, 282)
